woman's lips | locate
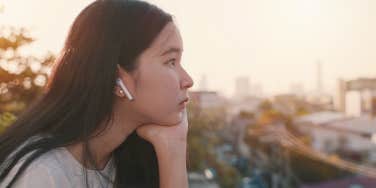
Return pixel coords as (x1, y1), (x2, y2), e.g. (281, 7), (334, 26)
(179, 102), (187, 110)
(180, 98), (189, 104)
(179, 98), (189, 108)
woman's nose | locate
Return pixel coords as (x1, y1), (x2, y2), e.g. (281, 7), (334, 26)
(180, 69), (194, 89)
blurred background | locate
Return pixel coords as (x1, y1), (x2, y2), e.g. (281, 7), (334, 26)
(1, 0), (376, 187)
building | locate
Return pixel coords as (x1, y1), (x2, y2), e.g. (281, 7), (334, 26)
(189, 91), (226, 109)
(234, 77), (251, 99)
(295, 112), (376, 163)
(336, 78), (376, 116)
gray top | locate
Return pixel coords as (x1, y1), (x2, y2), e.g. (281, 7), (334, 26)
(0, 137), (116, 188)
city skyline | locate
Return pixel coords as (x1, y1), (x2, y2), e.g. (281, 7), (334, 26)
(1, 0), (375, 97)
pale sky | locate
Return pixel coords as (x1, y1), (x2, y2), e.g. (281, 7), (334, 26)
(1, 0), (375, 97)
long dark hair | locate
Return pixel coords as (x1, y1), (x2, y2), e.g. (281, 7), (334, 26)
(0, 0), (172, 187)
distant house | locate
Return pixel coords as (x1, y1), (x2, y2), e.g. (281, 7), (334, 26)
(189, 91), (227, 109)
(295, 111), (376, 162)
(188, 91), (229, 123)
(228, 96), (263, 118)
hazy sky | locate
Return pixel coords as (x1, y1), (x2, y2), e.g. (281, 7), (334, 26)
(1, 0), (375, 97)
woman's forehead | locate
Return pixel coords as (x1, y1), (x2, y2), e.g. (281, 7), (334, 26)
(148, 23), (183, 56)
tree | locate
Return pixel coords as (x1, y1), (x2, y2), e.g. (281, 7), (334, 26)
(0, 26), (55, 133)
(187, 102), (242, 188)
(0, 27), (55, 113)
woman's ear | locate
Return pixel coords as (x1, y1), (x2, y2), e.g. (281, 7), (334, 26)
(116, 78), (134, 100)
(114, 84), (126, 98)
(115, 64), (136, 101)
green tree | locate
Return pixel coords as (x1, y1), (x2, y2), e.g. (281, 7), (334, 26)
(187, 102), (241, 188)
(0, 27), (55, 114)
(0, 26), (55, 133)
(0, 112), (16, 133)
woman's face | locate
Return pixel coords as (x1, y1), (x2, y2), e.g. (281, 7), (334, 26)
(122, 22), (193, 125)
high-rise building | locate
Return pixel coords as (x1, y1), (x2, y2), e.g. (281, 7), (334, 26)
(316, 60), (323, 94)
(199, 74), (208, 91)
(234, 76), (250, 99)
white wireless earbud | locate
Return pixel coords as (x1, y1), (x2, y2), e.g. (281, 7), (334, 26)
(116, 78), (134, 101)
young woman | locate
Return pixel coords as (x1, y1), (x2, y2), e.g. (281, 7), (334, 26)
(0, 0), (193, 187)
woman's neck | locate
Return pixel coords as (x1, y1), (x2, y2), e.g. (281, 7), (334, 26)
(66, 101), (140, 170)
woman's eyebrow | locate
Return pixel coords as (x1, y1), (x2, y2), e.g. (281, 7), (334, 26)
(160, 47), (182, 56)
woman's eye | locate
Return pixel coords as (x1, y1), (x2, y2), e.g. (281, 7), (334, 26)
(166, 59), (176, 67)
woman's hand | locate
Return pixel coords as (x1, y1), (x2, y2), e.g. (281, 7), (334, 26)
(136, 109), (189, 188)
(136, 109), (188, 149)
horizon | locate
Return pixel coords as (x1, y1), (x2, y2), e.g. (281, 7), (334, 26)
(1, 0), (375, 97)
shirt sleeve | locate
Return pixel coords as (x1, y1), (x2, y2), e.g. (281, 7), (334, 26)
(7, 164), (61, 188)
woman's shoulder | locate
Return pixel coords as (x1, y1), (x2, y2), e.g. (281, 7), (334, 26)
(0, 148), (71, 188)
(27, 147), (69, 173)
(1, 134), (117, 188)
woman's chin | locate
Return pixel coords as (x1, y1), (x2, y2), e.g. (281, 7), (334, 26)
(155, 112), (183, 126)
